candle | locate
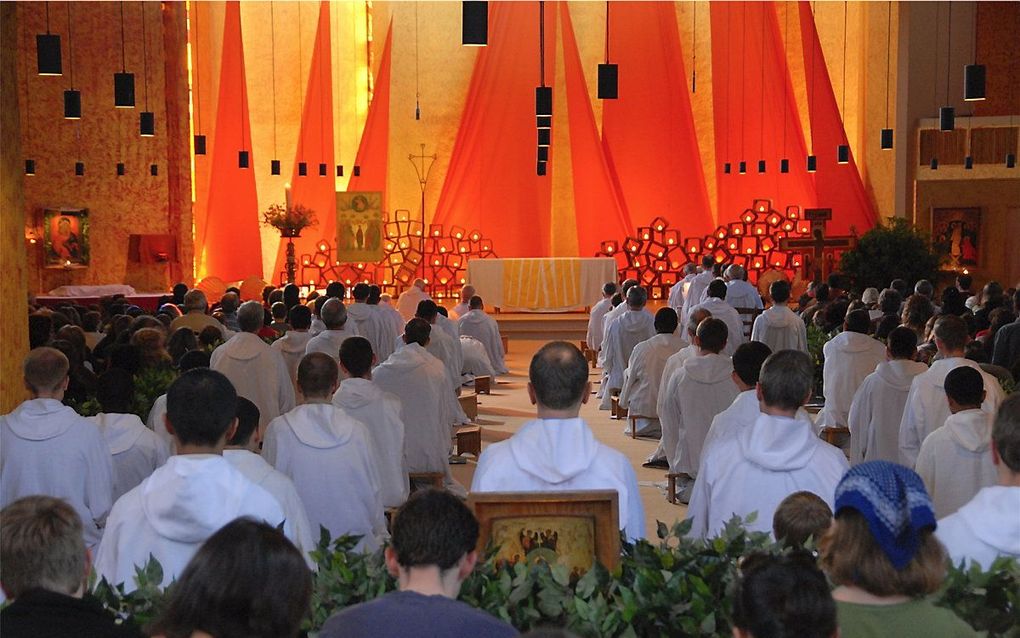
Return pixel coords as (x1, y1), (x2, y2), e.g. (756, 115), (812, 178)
(285, 182), (292, 211)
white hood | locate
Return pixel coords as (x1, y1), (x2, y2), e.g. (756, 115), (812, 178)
(276, 331), (313, 355)
(346, 303), (375, 322)
(875, 359), (928, 391)
(952, 486), (1020, 556)
(944, 409), (992, 453)
(683, 353), (733, 384)
(828, 331), (882, 354)
(378, 342), (432, 372)
(458, 309), (489, 327)
(759, 305), (801, 329)
(2, 399), (81, 440)
(928, 357), (983, 393)
(217, 332), (268, 362)
(508, 419), (598, 484)
(333, 377), (383, 410)
(740, 413), (818, 471)
(88, 413), (144, 454)
(615, 310), (655, 338)
(280, 403), (355, 449)
(222, 449), (275, 484)
(140, 455), (265, 543)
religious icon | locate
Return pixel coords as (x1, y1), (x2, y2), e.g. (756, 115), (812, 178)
(489, 516), (596, 577)
(42, 208), (90, 268)
(932, 207), (981, 269)
(336, 191), (384, 264)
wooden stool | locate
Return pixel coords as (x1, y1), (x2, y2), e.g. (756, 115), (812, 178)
(458, 394), (479, 421)
(409, 472), (445, 490)
(455, 425), (482, 457)
(666, 473), (681, 505)
(820, 426), (850, 446)
(627, 415), (652, 439)
(610, 394), (627, 420)
(501, 335), (509, 354)
(474, 375), (492, 395)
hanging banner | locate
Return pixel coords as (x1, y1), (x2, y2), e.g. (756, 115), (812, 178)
(336, 192), (384, 264)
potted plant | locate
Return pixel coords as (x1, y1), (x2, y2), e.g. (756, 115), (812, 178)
(262, 203), (317, 238)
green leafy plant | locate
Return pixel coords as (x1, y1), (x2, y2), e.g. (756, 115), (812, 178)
(839, 217), (945, 294)
(132, 366), (177, 420)
(806, 324), (830, 400)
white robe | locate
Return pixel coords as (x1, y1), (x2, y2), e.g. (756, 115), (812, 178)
(659, 353), (738, 475)
(88, 412), (170, 502)
(618, 332), (688, 435)
(847, 359), (928, 465)
(701, 391), (816, 459)
(668, 274), (696, 313)
(94, 455), (287, 590)
(222, 449), (316, 559)
(692, 298), (747, 356)
(145, 393), (175, 452)
(936, 486), (1020, 569)
(458, 309), (507, 374)
(262, 403), (388, 552)
(751, 304), (808, 354)
(332, 377), (409, 508)
(271, 330), (314, 387)
(898, 357), (1003, 467)
(601, 310), (657, 409)
(304, 327), (359, 361)
(211, 332), (296, 434)
(376, 302), (407, 347)
(680, 270), (715, 334)
(452, 301), (470, 319)
(686, 413), (849, 539)
(427, 322), (465, 395)
(586, 297), (613, 352)
(646, 344), (699, 462)
(1, 399), (114, 549)
(471, 418), (645, 541)
(725, 279), (764, 323)
(460, 335), (496, 378)
(818, 332), (886, 429)
(346, 303), (393, 364)
(915, 409), (997, 518)
(396, 286), (431, 321)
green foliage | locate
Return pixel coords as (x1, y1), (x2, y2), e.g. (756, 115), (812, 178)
(90, 520), (1020, 638)
(131, 366), (177, 419)
(839, 217), (945, 293)
(806, 324), (831, 399)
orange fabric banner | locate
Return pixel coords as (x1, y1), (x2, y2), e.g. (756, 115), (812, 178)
(345, 22), (392, 199)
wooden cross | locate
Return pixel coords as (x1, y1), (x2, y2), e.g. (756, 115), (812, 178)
(778, 208), (857, 282)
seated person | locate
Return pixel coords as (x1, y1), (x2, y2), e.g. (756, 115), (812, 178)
(305, 298), (359, 361)
(772, 491), (833, 549)
(600, 286), (656, 410)
(701, 341), (774, 456)
(318, 489), (518, 638)
(818, 310), (887, 429)
(169, 289), (227, 338)
(457, 296), (508, 375)
(0, 496), (143, 638)
(618, 307), (687, 437)
(751, 280), (807, 354)
(731, 552), (837, 638)
(472, 342), (645, 540)
(692, 279), (746, 356)
(272, 304), (315, 387)
(148, 518), (312, 638)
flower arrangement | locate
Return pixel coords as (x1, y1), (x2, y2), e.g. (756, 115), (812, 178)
(262, 203), (317, 237)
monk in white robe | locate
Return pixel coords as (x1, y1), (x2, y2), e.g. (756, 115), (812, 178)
(817, 310), (886, 429)
(751, 280), (808, 354)
(223, 397), (315, 560)
(460, 335), (496, 379)
(936, 393), (1020, 569)
(377, 293), (407, 338)
(586, 282), (618, 353)
(692, 279), (747, 356)
(88, 368), (169, 502)
(668, 265), (698, 314)
(701, 342), (775, 456)
(95, 369), (290, 590)
(457, 296), (508, 375)
(899, 315), (1003, 467)
(332, 337), (409, 509)
(451, 284), (475, 319)
(366, 285), (400, 363)
(396, 278), (432, 321)
(848, 327), (927, 465)
(618, 307), (686, 436)
(724, 265), (764, 323)
(416, 301), (470, 423)
(374, 319), (465, 496)
(272, 304), (315, 388)
(916, 367), (997, 517)
(305, 298), (359, 361)
(262, 353), (388, 553)
(0, 348), (114, 549)
(346, 284), (391, 364)
(680, 257), (716, 335)
(472, 342), (645, 540)
(686, 350), (849, 539)
(211, 301), (296, 434)
(600, 286), (656, 410)
(659, 319), (738, 501)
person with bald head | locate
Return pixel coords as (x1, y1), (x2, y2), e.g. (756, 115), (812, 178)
(1, 347), (114, 550)
(472, 342), (645, 540)
(619, 307), (688, 437)
(263, 352), (388, 553)
(457, 296), (508, 375)
(396, 278), (432, 322)
(211, 301), (296, 434)
(600, 286), (656, 410)
(305, 298), (358, 361)
(452, 284), (476, 319)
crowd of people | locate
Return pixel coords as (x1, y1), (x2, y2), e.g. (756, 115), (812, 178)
(1, 265), (1017, 637)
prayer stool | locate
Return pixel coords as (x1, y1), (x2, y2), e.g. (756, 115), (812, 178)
(409, 472), (445, 491)
(579, 341), (590, 353)
(501, 335), (509, 354)
(820, 426), (850, 447)
(474, 375), (492, 395)
(627, 415), (652, 439)
(666, 473), (681, 505)
(458, 394), (479, 420)
(610, 394), (627, 420)
(455, 425), (482, 457)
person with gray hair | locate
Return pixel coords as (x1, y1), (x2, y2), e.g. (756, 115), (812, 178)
(723, 264), (764, 322)
(668, 264), (699, 316)
(211, 300), (296, 434)
(169, 288), (228, 338)
(305, 298), (358, 363)
(586, 282), (618, 354)
(692, 279), (747, 356)
(686, 350), (849, 539)
(600, 286), (656, 410)
(452, 283), (476, 319)
(457, 296), (508, 375)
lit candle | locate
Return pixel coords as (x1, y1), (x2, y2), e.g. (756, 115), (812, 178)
(285, 182), (292, 211)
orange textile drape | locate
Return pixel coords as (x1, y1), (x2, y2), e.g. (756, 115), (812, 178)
(345, 22), (392, 197)
(270, 1), (336, 284)
(201, 1), (263, 282)
(710, 2), (818, 221)
(798, 1), (877, 233)
(601, 2), (714, 238)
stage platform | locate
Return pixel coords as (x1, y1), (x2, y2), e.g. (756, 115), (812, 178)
(34, 293), (167, 312)
(491, 301), (670, 345)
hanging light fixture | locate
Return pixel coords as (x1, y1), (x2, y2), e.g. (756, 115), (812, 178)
(722, 7), (731, 174)
(25, 160), (37, 176)
(37, 2), (62, 75)
(930, 157), (939, 170)
(353, 165), (361, 177)
(150, 164), (158, 176)
(75, 161), (85, 176)
(806, 4), (816, 172)
(807, 155), (817, 173)
(114, 2), (135, 108)
(298, 162), (308, 176)
(691, 1), (697, 92)
(63, 3), (80, 119)
(1007, 154), (1017, 169)
(239, 151), (250, 169)
(939, 3), (955, 131)
(117, 162), (126, 176)
(538, 128), (551, 147)
(780, 3), (790, 173)
(191, 4), (206, 154)
(538, 147), (549, 162)
(964, 6), (985, 101)
(536, 1), (550, 175)
(881, 2), (894, 149)
(270, 2), (280, 174)
(462, 1), (488, 46)
(598, 1), (618, 99)
(836, 2), (850, 163)
(757, 3), (766, 173)
(738, 4), (747, 174)
(139, 3), (154, 135)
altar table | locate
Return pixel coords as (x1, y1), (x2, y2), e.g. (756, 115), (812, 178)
(466, 257), (618, 312)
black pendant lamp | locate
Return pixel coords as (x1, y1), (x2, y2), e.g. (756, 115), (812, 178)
(139, 3), (155, 136)
(964, 7), (986, 101)
(271, 160), (281, 176)
(114, 3), (135, 107)
(724, 162), (731, 174)
(964, 156), (973, 169)
(930, 157), (939, 170)
(238, 151), (250, 169)
(938, 3), (954, 131)
(75, 161), (85, 176)
(806, 155), (817, 173)
(117, 162), (126, 176)
(738, 161), (747, 175)
(780, 159), (790, 174)
(25, 160), (37, 176)
(352, 165), (361, 177)
(757, 160), (766, 174)
(192, 4), (206, 154)
(837, 144), (850, 164)
(62, 3), (80, 119)
(881, 128), (894, 150)
(598, 2), (618, 99)
(298, 162), (307, 176)
(880, 2), (894, 149)
(462, 1), (488, 46)
(63, 89), (81, 119)
(37, 3), (62, 75)
(939, 106), (955, 132)
(150, 163), (159, 176)
(1007, 154), (1017, 169)
(336, 165), (344, 177)
(535, 2), (550, 175)
(836, 2), (850, 162)
(319, 163), (327, 176)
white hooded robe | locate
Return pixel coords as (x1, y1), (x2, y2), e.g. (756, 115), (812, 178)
(586, 297), (613, 353)
(460, 335), (496, 378)
(305, 327), (359, 361)
(725, 279), (764, 321)
(818, 331), (886, 429)
(692, 298), (747, 356)
(751, 304), (808, 354)
(396, 286), (431, 321)
(211, 332), (296, 434)
(680, 270), (715, 335)
(847, 359), (928, 465)
(936, 486), (1020, 569)
(618, 332), (688, 435)
(346, 303), (393, 364)
(272, 330), (314, 387)
(458, 309), (507, 374)
(915, 409), (997, 518)
(88, 412), (170, 502)
(601, 310), (656, 409)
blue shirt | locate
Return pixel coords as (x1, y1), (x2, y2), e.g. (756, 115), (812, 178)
(319, 590), (518, 638)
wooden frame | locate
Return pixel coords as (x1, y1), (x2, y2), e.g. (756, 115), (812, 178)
(468, 490), (620, 571)
(42, 207), (89, 268)
(931, 207), (981, 270)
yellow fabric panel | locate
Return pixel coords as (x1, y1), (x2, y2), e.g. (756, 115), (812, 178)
(501, 259), (583, 310)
